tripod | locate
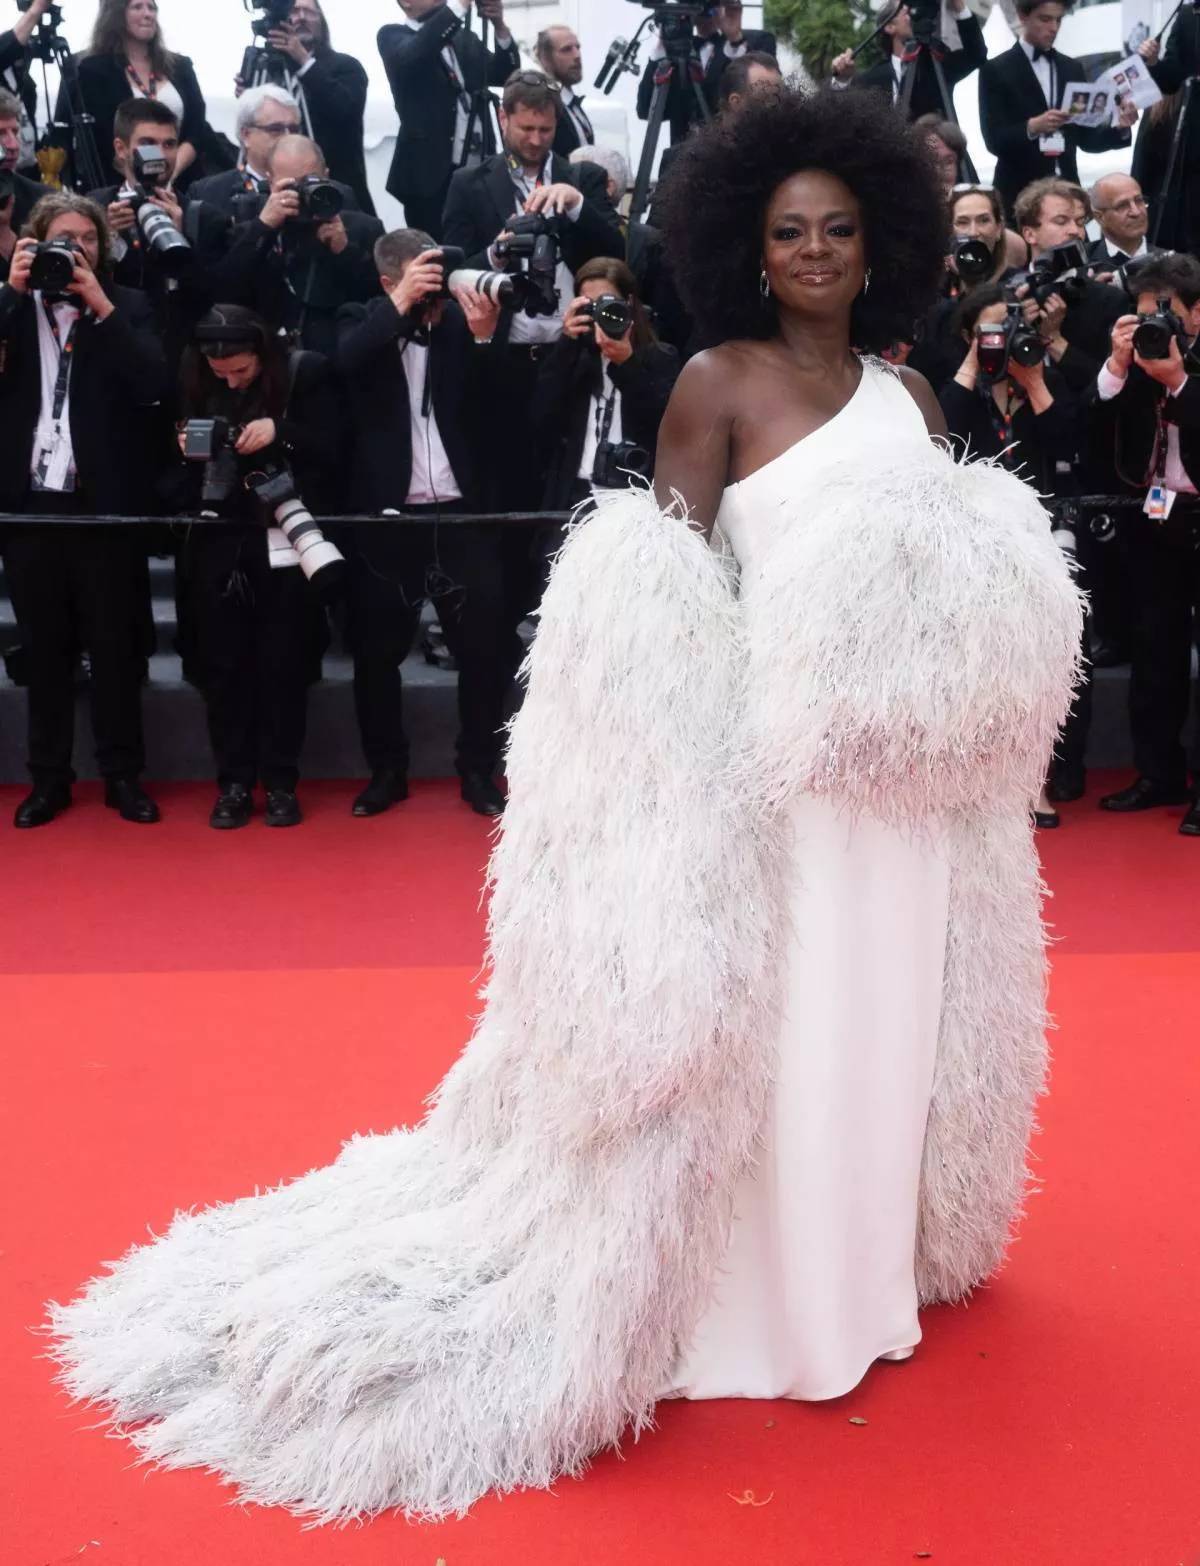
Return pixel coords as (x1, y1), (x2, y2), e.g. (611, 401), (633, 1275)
(897, 34), (979, 182)
(457, 10), (501, 170)
(23, 10), (105, 194)
(629, 26), (711, 226)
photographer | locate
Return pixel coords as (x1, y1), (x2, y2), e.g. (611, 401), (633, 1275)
(0, 193), (166, 829)
(535, 26), (593, 159)
(217, 133), (382, 356)
(378, 0), (521, 242)
(636, 3), (776, 143)
(533, 257), (680, 513)
(978, 0), (1136, 220)
(236, 0), (374, 217)
(909, 184), (1017, 389)
(336, 228), (518, 819)
(1, 88), (44, 279)
(442, 70), (623, 513)
(1090, 252), (1200, 836)
(190, 86), (303, 221)
(59, 0), (208, 190)
(831, 2), (987, 125)
(172, 304), (343, 830)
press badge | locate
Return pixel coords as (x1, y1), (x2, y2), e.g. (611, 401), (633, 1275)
(31, 423), (76, 494)
(1040, 132), (1066, 156)
(1144, 483), (1176, 521)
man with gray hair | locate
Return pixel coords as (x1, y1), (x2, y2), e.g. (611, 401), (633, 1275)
(189, 86), (304, 222)
(568, 144), (629, 212)
(1088, 172), (1155, 270)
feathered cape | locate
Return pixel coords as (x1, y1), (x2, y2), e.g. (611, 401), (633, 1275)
(45, 442), (1084, 1523)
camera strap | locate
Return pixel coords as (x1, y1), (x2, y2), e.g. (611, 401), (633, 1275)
(593, 375), (618, 449)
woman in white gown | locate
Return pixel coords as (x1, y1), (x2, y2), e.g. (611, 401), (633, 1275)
(46, 89), (1083, 1522)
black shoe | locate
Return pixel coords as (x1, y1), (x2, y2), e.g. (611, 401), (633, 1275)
(460, 772), (506, 817)
(104, 778), (160, 824)
(265, 788), (302, 827)
(1180, 799), (1200, 837)
(210, 783), (253, 830)
(1098, 777), (1192, 812)
(1033, 808), (1060, 830)
(14, 784), (71, 829)
(1089, 639), (1130, 670)
(352, 769), (409, 817)
(1046, 766), (1086, 803)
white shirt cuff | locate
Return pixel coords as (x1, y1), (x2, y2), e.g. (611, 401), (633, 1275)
(296, 55), (316, 77)
(1096, 363), (1127, 400)
(1169, 376), (1188, 397)
(565, 195), (583, 223)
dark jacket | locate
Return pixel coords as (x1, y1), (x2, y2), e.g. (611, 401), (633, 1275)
(56, 52), (208, 186)
(0, 278), (168, 513)
(0, 27), (38, 145)
(1089, 357), (1200, 494)
(852, 17), (987, 120)
(552, 93), (596, 160)
(532, 333), (681, 508)
(636, 30), (776, 141)
(294, 47), (375, 217)
(217, 209), (382, 358)
(378, 6), (520, 206)
(939, 365), (1077, 494)
(1140, 14), (1200, 252)
(979, 43), (1132, 217)
(9, 169), (45, 229)
(442, 154), (623, 275)
(334, 294), (482, 512)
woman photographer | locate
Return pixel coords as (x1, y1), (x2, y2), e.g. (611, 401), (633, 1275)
(940, 281), (1080, 828)
(174, 304), (342, 829)
(61, 0), (208, 188)
(532, 257), (680, 513)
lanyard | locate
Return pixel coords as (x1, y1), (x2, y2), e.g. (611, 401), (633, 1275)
(42, 300), (78, 422)
(984, 381), (1025, 461)
(594, 374), (617, 447)
(506, 151), (551, 204)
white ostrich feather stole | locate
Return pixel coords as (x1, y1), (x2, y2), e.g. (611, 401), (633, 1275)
(46, 458), (1083, 1523)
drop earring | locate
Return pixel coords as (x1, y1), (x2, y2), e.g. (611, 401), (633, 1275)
(862, 269), (873, 295)
(760, 267), (771, 300)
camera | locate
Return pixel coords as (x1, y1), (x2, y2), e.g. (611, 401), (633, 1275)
(578, 294), (634, 340)
(492, 211), (566, 318)
(292, 175), (344, 223)
(905, 0), (943, 42)
(593, 438), (650, 488)
(248, 0), (294, 39)
(1132, 295), (1189, 361)
(976, 297), (1044, 384)
(183, 416), (242, 510)
(124, 148), (194, 278)
(28, 237), (80, 294)
(16, 0), (66, 63)
(1022, 240), (1093, 309)
(244, 459), (345, 596)
(952, 235), (994, 287)
(242, 0), (300, 87)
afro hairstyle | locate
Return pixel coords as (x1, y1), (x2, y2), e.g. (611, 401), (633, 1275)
(655, 86), (950, 353)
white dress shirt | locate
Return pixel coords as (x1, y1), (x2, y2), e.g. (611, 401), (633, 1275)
(1096, 361), (1197, 495)
(1102, 235), (1148, 263)
(1019, 36), (1055, 105)
(400, 337), (462, 505)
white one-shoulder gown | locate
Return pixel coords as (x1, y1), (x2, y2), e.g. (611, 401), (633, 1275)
(669, 364), (952, 1402)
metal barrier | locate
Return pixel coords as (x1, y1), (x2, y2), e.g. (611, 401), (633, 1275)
(0, 510), (573, 529)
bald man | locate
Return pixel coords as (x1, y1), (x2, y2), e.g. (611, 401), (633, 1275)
(536, 25), (593, 158)
(1089, 173), (1154, 269)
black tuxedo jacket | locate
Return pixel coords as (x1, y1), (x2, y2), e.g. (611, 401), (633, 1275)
(979, 43), (1131, 216)
(0, 279), (167, 513)
(531, 334), (681, 508)
(334, 294), (481, 512)
(637, 30), (776, 141)
(218, 209), (384, 358)
(1090, 359), (1200, 493)
(379, 7), (521, 205)
(552, 94), (596, 160)
(853, 17), (987, 120)
(296, 48), (374, 217)
(441, 154), (624, 274)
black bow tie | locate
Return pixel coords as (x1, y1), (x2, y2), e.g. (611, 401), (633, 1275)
(1032, 46), (1054, 62)
(1110, 249), (1130, 264)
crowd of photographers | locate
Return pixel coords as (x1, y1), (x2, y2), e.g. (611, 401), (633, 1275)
(0, 0), (1197, 838)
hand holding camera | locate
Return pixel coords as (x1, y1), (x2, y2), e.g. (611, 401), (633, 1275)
(265, 22), (312, 68)
(523, 182), (583, 220)
(260, 183), (303, 231)
(387, 248), (444, 318)
(450, 280), (503, 342)
(1107, 313), (1138, 377)
(236, 419), (278, 456)
(106, 199), (139, 235)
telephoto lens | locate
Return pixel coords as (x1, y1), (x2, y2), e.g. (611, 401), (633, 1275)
(446, 265), (516, 305)
(247, 464), (345, 598)
(28, 238), (79, 294)
(136, 204), (193, 277)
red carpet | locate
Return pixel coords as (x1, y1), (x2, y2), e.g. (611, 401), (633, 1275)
(2, 778), (1197, 1566)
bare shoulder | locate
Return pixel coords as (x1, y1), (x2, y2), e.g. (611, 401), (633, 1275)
(894, 363), (948, 440)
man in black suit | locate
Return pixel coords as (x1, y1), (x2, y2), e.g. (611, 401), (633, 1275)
(379, 0), (521, 242)
(535, 25), (594, 159)
(1087, 172), (1157, 276)
(336, 227), (520, 819)
(241, 0), (375, 216)
(441, 71), (623, 515)
(1137, 10), (1200, 254)
(1090, 252), (1200, 836)
(830, 1), (987, 123)
(636, 1), (775, 145)
(217, 134), (382, 357)
(0, 194), (167, 828)
(979, 0), (1137, 220)
(190, 85), (305, 221)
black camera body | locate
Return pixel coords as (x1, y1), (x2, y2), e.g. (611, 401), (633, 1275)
(1132, 295), (1189, 361)
(953, 235), (994, 287)
(906, 0), (943, 43)
(593, 438), (651, 488)
(292, 175), (344, 223)
(183, 417), (242, 510)
(249, 0), (294, 40)
(130, 144), (170, 191)
(579, 294), (634, 341)
(1023, 240), (1093, 309)
(493, 212), (566, 318)
(28, 237), (80, 295)
(976, 293), (1044, 384)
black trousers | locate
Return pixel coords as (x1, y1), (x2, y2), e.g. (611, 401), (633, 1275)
(345, 508), (524, 778)
(182, 530), (317, 791)
(1125, 509), (1200, 789)
(400, 183), (451, 244)
(2, 494), (147, 787)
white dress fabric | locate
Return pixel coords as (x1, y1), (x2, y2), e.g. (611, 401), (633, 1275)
(671, 367), (951, 1401)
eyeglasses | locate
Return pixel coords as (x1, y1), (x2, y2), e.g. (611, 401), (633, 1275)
(251, 121), (300, 136)
(1101, 195), (1149, 215)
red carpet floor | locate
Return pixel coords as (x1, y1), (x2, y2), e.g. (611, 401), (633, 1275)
(2, 777), (1197, 1566)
